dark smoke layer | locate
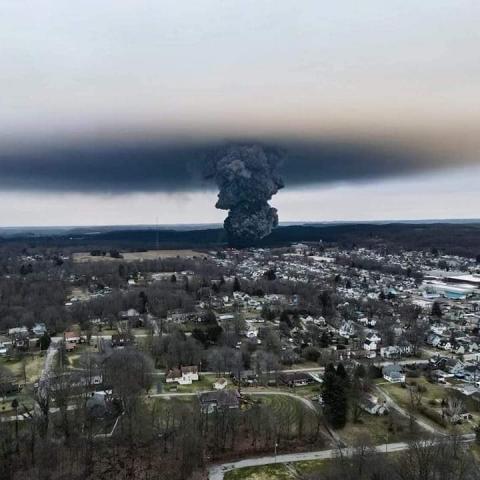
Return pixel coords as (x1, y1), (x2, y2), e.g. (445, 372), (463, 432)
(205, 145), (284, 247)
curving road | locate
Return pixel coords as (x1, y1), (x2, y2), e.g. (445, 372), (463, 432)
(208, 435), (476, 480)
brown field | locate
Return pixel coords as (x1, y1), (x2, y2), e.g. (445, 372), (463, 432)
(73, 249), (206, 263)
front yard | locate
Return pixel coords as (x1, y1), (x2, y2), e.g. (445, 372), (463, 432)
(224, 460), (326, 480)
(377, 376), (480, 435)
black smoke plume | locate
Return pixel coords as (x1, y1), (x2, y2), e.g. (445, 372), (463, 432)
(205, 145), (284, 247)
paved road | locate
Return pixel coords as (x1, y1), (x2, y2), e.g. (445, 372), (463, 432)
(37, 339), (61, 400)
(208, 435), (476, 480)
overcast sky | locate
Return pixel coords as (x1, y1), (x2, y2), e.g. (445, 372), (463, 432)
(1, 1), (479, 226)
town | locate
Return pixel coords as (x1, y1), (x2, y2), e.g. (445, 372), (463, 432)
(1, 240), (480, 479)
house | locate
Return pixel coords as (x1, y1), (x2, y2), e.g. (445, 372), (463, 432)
(0, 336), (11, 356)
(279, 372), (314, 387)
(383, 365), (405, 383)
(431, 325), (447, 336)
(32, 323), (47, 337)
(181, 365), (199, 383)
(13, 333), (29, 351)
(166, 366), (199, 385)
(463, 365), (480, 383)
(111, 333), (133, 348)
(380, 345), (412, 359)
(198, 390), (240, 413)
(427, 334), (441, 347)
(444, 359), (464, 377)
(339, 321), (355, 338)
(233, 370), (259, 386)
(64, 331), (82, 344)
(166, 369), (182, 384)
(86, 391), (120, 419)
(213, 378), (228, 390)
(366, 332), (381, 343)
(246, 329), (258, 339)
(364, 349), (377, 359)
(358, 317), (376, 327)
(8, 327), (28, 337)
(363, 339), (378, 352)
(361, 395), (389, 415)
(118, 308), (143, 327)
(438, 339), (452, 351)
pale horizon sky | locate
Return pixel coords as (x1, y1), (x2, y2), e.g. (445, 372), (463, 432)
(1, 1), (479, 225)
(0, 166), (478, 227)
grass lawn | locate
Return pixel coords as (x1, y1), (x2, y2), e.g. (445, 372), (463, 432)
(172, 375), (215, 393)
(0, 387), (35, 415)
(67, 343), (98, 368)
(0, 354), (45, 384)
(378, 376), (478, 435)
(152, 375), (220, 394)
(288, 361), (321, 371)
(131, 328), (150, 336)
(224, 464), (293, 480)
(246, 394), (319, 438)
(338, 411), (414, 445)
(224, 460), (326, 480)
(243, 384), (322, 399)
(95, 329), (118, 337)
(294, 459), (327, 476)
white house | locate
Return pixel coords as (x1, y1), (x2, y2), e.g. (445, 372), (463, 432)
(363, 338), (378, 352)
(246, 329), (258, 339)
(339, 321), (355, 338)
(166, 366), (199, 385)
(361, 395), (389, 415)
(383, 365), (405, 383)
(380, 345), (412, 359)
(366, 332), (381, 343)
(181, 366), (199, 383)
(213, 378), (228, 390)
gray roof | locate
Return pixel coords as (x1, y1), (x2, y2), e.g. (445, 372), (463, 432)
(199, 390), (240, 408)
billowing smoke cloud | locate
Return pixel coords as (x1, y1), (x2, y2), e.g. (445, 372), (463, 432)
(204, 145), (284, 246)
(0, 137), (474, 194)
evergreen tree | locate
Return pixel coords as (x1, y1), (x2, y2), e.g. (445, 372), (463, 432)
(39, 332), (51, 351)
(320, 331), (330, 348)
(322, 363), (348, 429)
(336, 363), (350, 390)
(432, 301), (442, 318)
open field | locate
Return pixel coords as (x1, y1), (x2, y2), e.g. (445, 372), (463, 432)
(72, 249), (205, 263)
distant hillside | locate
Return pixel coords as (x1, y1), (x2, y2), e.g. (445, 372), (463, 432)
(1, 222), (480, 258)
